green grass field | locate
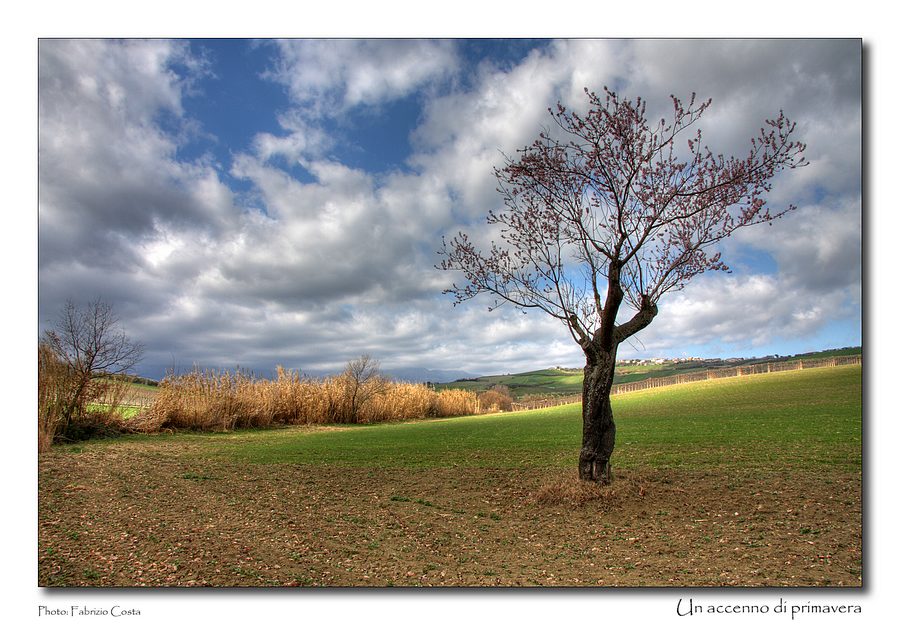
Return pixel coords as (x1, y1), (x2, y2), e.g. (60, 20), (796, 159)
(190, 365), (861, 473)
(86, 403), (144, 419)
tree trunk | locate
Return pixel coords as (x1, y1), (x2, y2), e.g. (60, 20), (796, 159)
(579, 352), (617, 483)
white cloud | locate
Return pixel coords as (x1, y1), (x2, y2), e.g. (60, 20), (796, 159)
(266, 39), (459, 114)
(38, 39), (862, 379)
(39, 40), (236, 272)
(251, 110), (333, 163)
(411, 40), (622, 217)
(616, 260), (857, 359)
(624, 39), (861, 205)
(734, 200), (861, 294)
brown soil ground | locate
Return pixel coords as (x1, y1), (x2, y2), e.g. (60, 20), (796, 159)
(38, 440), (861, 587)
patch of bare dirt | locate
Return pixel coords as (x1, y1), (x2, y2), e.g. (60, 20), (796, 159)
(38, 442), (861, 587)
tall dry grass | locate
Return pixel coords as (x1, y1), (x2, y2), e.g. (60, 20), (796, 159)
(143, 367), (482, 433)
(434, 388), (481, 418)
(38, 343), (71, 452)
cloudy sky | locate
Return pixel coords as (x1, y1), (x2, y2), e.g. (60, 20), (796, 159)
(37, 39), (861, 381)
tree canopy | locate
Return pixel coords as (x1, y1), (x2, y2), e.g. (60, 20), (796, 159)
(440, 88), (807, 356)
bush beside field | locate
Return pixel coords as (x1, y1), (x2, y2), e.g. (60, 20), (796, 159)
(39, 343), (144, 447)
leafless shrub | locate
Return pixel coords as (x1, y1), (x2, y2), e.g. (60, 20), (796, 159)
(41, 299), (144, 437)
(479, 384), (513, 412)
(339, 355), (388, 423)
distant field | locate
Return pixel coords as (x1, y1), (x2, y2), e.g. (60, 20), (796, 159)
(437, 346), (861, 398)
(87, 380), (159, 419)
(39, 365), (861, 587)
(438, 368), (585, 398)
(86, 403), (143, 419)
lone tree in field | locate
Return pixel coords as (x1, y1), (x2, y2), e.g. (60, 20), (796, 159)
(341, 354), (387, 423)
(439, 88), (806, 483)
(42, 298), (145, 432)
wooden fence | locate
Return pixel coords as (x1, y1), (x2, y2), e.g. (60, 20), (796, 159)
(509, 355), (861, 412)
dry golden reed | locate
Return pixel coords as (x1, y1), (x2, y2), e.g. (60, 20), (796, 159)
(145, 367), (482, 432)
(38, 343), (70, 452)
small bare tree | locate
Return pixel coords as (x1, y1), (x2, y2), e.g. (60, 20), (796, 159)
(42, 298), (145, 432)
(480, 384), (514, 412)
(341, 354), (388, 423)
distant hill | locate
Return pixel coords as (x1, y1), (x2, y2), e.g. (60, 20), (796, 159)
(435, 346), (861, 399)
(787, 346), (862, 360)
(435, 368), (583, 399)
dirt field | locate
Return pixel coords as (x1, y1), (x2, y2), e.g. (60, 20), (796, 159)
(38, 437), (861, 587)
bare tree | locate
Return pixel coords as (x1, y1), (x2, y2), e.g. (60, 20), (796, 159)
(341, 354), (387, 423)
(42, 298), (145, 431)
(439, 88), (806, 483)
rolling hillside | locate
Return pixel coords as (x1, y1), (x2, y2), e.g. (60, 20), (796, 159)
(436, 346), (861, 399)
